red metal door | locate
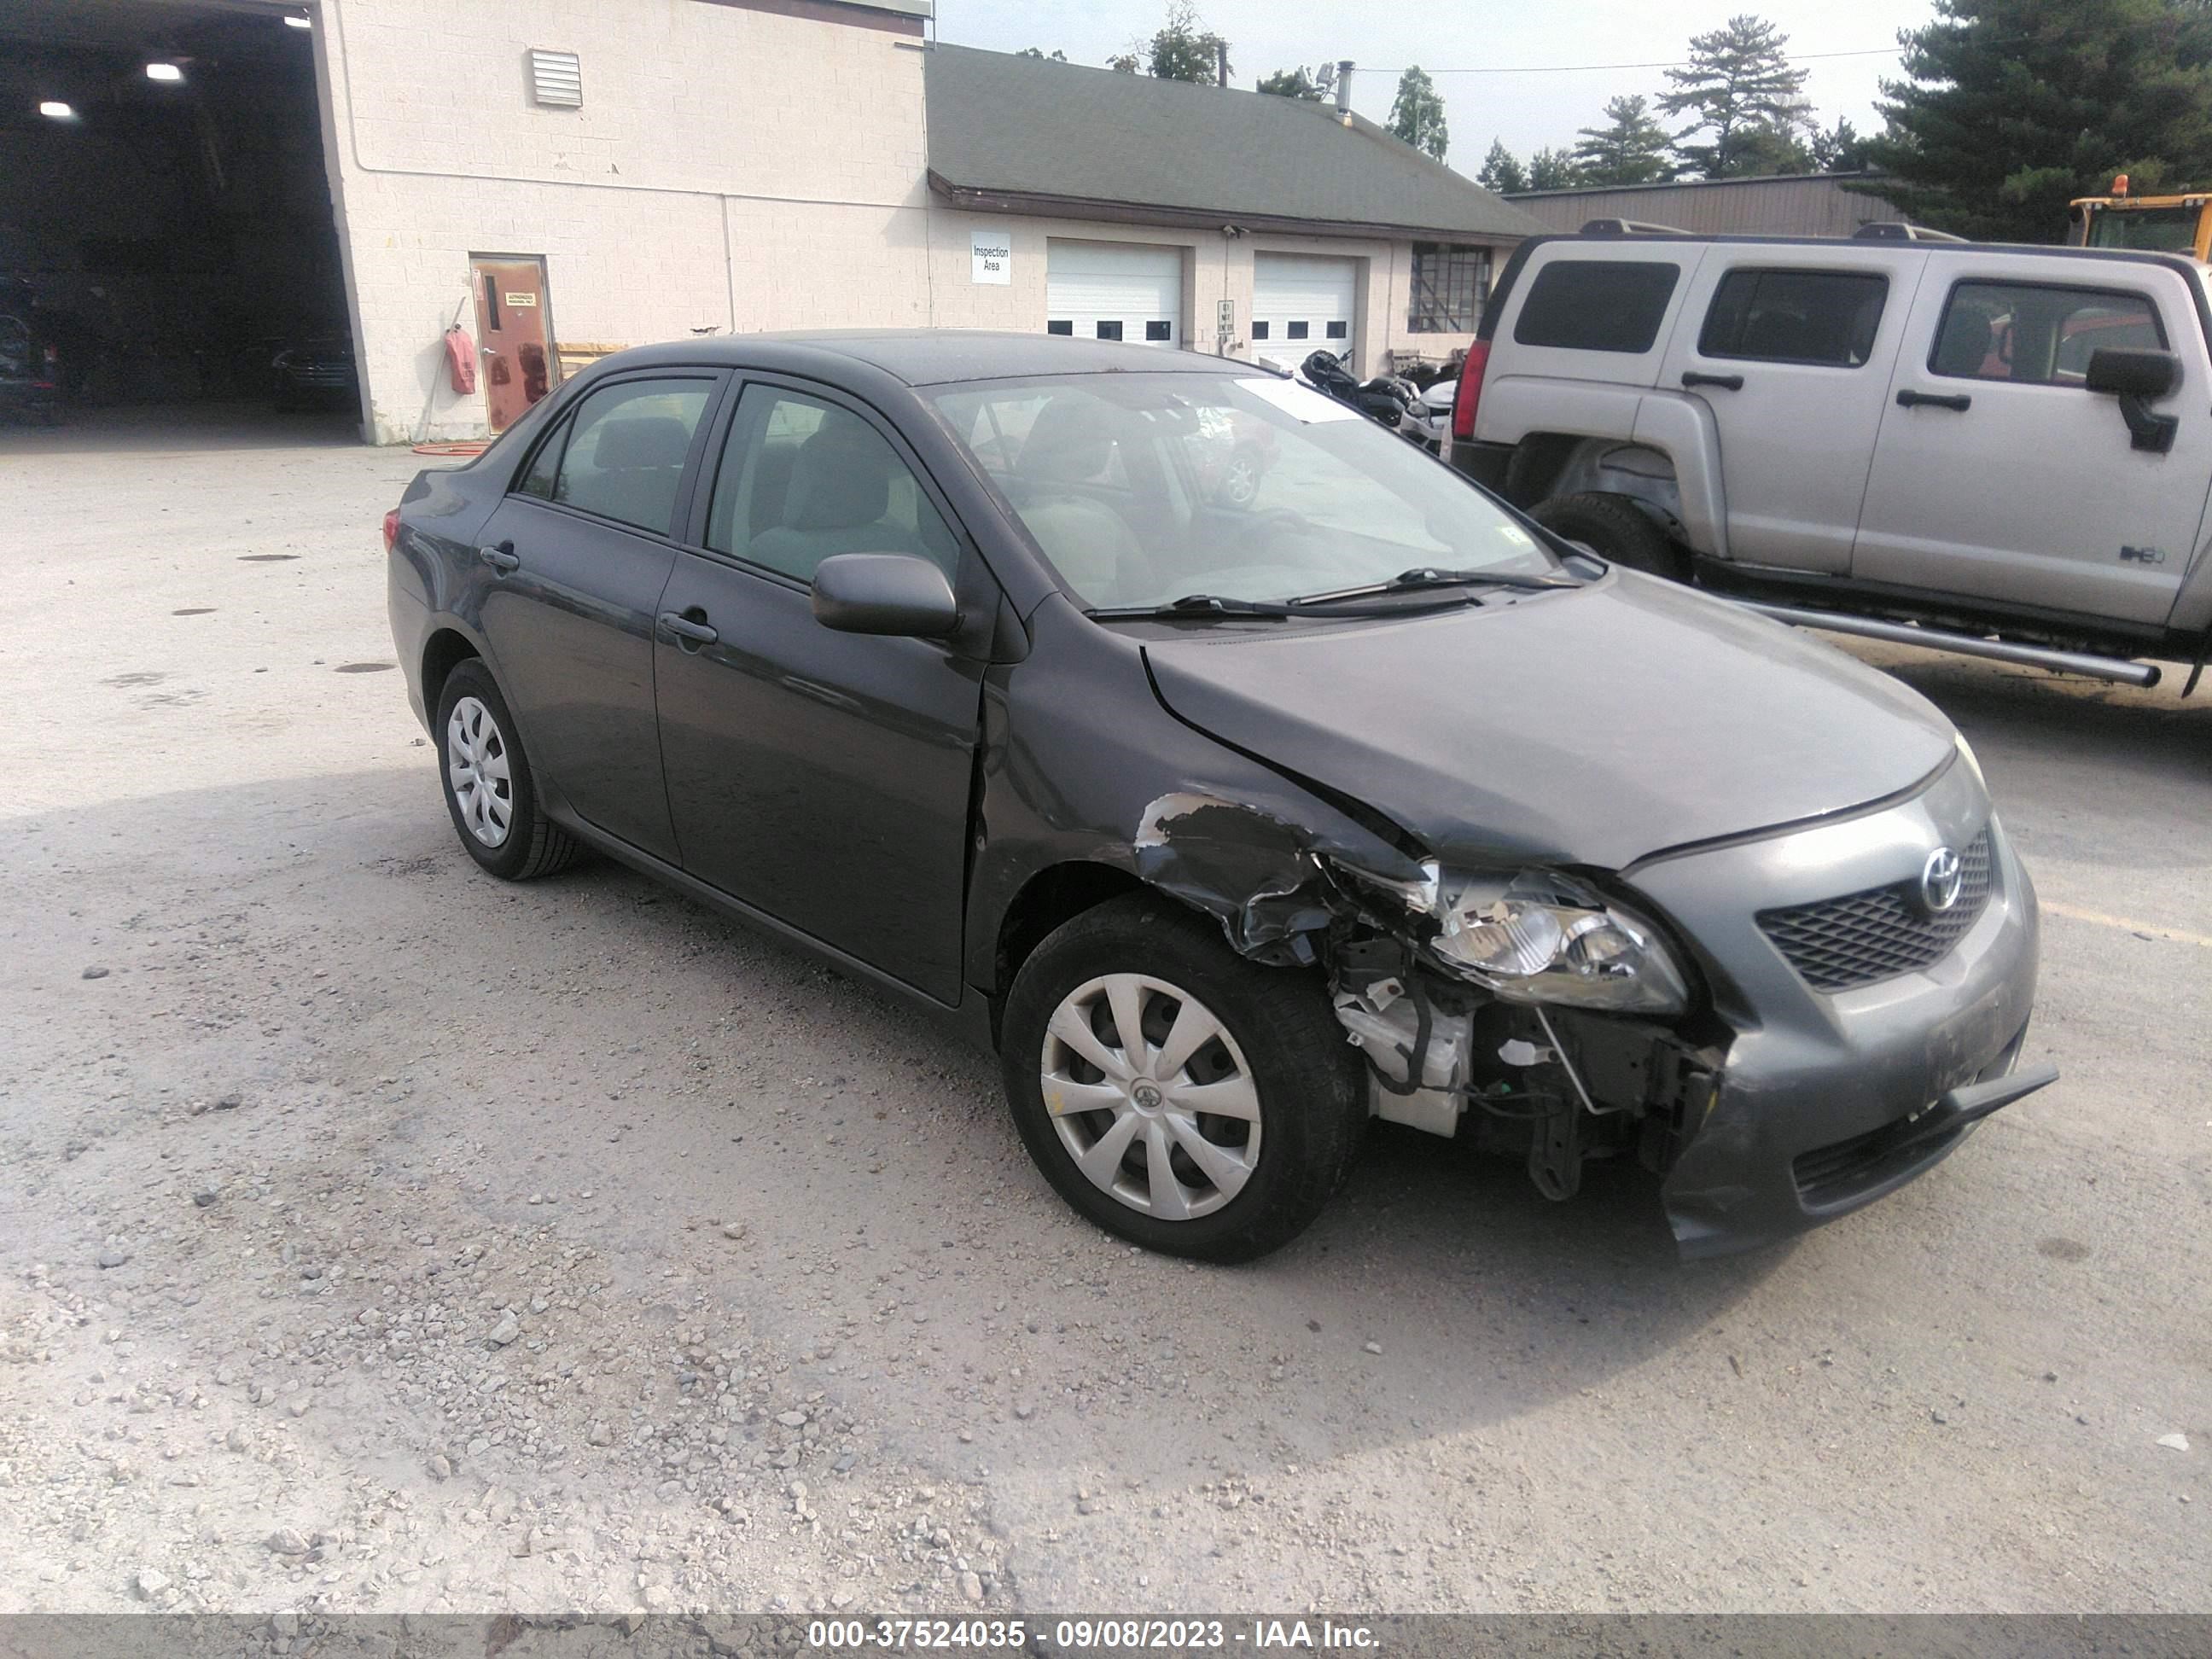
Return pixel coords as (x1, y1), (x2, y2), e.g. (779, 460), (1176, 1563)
(470, 256), (556, 432)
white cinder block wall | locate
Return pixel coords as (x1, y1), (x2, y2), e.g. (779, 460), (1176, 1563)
(309, 0), (1505, 442)
(314, 0), (934, 442)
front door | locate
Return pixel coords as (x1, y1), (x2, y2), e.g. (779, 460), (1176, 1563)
(473, 255), (557, 433)
(1854, 266), (2209, 625)
(654, 380), (990, 1002)
(474, 371), (724, 863)
(1658, 246), (1922, 574)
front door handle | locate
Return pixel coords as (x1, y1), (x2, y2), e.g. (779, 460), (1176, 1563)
(1681, 370), (1744, 391)
(1896, 388), (1972, 411)
(659, 609), (719, 648)
(479, 541), (520, 573)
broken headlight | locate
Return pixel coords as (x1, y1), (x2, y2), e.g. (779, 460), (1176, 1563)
(1432, 870), (1690, 1015)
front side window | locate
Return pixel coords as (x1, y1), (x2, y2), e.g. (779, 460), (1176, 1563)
(1408, 242), (1491, 333)
(547, 378), (712, 535)
(1698, 269), (1889, 366)
(1514, 259), (1681, 353)
(705, 387), (960, 582)
(1930, 281), (2167, 385)
(928, 372), (1557, 612)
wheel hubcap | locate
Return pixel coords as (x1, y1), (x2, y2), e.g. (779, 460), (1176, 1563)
(445, 696), (514, 848)
(1039, 972), (1262, 1221)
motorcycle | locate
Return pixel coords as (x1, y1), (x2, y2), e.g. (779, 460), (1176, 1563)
(1298, 350), (1446, 452)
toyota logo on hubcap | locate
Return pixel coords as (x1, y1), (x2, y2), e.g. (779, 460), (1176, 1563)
(1132, 1081), (1164, 1109)
(1920, 846), (1964, 914)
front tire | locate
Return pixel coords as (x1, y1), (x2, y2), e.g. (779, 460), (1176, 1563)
(433, 658), (584, 881)
(1528, 491), (1687, 580)
(1000, 895), (1366, 1262)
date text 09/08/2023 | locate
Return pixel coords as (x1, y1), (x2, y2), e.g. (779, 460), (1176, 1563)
(806, 1618), (1382, 1650)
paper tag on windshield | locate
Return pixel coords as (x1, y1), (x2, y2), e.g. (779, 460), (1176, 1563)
(1236, 377), (1361, 422)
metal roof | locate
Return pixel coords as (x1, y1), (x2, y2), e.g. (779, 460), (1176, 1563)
(923, 44), (1550, 243)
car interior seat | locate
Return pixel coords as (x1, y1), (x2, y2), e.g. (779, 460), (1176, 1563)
(566, 415), (693, 533)
(748, 418), (926, 580)
(1933, 311), (1995, 379)
(1007, 396), (1154, 606)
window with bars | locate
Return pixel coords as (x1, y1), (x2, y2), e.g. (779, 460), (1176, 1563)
(1408, 243), (1491, 334)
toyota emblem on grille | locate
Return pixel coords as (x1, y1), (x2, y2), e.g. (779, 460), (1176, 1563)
(1920, 846), (1965, 914)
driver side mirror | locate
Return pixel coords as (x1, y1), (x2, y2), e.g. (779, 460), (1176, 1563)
(810, 553), (960, 638)
(2086, 347), (2181, 454)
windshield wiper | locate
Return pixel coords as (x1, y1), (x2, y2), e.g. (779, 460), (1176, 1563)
(1285, 565), (1581, 606)
(1085, 592), (1295, 620)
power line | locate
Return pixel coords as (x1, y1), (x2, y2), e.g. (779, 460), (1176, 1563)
(1359, 46), (1902, 76)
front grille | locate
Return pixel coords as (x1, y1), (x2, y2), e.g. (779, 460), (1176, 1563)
(1758, 829), (1994, 992)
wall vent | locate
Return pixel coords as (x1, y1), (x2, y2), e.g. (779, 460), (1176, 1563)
(527, 49), (582, 108)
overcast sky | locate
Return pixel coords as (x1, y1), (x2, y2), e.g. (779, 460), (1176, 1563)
(931, 0), (1941, 169)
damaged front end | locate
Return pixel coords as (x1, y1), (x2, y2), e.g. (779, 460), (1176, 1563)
(1134, 792), (1726, 1214)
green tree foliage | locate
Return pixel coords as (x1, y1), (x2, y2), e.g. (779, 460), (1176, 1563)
(1659, 14), (1813, 178)
(1477, 139), (1529, 194)
(1572, 95), (1676, 184)
(1107, 53), (1140, 73)
(1144, 2), (1230, 84)
(1257, 66), (1325, 99)
(1861, 0), (2212, 241)
(1527, 146), (1582, 190)
(1389, 66), (1450, 160)
(1016, 47), (1068, 62)
(1809, 114), (1869, 172)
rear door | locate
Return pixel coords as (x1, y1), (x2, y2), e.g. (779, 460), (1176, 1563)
(1854, 259), (2209, 624)
(474, 370), (725, 863)
(1657, 245), (1921, 573)
(653, 378), (993, 1002)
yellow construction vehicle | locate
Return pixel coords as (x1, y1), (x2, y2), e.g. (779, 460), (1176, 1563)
(2069, 174), (2212, 258)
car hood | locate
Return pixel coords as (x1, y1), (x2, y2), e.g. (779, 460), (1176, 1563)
(1141, 573), (1957, 871)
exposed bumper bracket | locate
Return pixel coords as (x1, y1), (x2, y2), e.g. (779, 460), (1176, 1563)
(1888, 1061), (2059, 1159)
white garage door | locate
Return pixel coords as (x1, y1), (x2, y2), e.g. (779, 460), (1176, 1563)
(1253, 253), (1359, 368)
(1046, 241), (1182, 347)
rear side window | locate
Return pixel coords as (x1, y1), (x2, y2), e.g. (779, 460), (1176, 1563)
(1930, 281), (2167, 386)
(1513, 259), (1681, 353)
(1699, 269), (1889, 366)
(549, 377), (713, 535)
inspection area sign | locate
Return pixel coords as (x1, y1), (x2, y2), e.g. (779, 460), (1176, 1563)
(970, 226), (1012, 285)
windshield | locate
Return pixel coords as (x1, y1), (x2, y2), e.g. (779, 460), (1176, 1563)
(927, 371), (1557, 611)
(2086, 205), (2202, 253)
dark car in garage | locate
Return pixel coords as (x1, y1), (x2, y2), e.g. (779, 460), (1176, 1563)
(383, 331), (2052, 1262)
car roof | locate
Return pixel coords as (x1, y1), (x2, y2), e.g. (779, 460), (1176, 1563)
(594, 329), (1248, 388)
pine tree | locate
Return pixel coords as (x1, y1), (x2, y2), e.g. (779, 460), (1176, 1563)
(1861, 0), (2212, 241)
(1389, 66), (1450, 160)
(1476, 139), (1528, 195)
(1809, 115), (1869, 172)
(1571, 96), (1676, 185)
(1659, 15), (1813, 178)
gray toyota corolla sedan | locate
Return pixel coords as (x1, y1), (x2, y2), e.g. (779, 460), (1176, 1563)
(384, 330), (2053, 1262)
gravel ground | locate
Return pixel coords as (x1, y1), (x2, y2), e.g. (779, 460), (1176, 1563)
(1, 409), (2207, 1618)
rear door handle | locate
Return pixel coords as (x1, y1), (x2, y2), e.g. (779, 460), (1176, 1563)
(658, 610), (719, 647)
(479, 541), (520, 573)
(1896, 388), (1972, 411)
(1681, 370), (1744, 391)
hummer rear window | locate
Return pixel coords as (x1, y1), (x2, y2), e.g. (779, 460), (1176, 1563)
(1513, 260), (1681, 353)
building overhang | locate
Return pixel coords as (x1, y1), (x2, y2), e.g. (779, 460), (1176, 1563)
(927, 172), (1522, 247)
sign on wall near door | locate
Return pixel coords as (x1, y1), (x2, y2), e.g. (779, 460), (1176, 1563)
(970, 227), (1012, 286)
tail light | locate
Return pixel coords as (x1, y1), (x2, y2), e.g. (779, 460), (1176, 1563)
(1451, 339), (1490, 442)
(381, 508), (400, 553)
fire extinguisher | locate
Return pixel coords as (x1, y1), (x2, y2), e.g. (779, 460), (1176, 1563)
(445, 324), (478, 395)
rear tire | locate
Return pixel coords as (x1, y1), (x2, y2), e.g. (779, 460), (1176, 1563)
(1529, 491), (1687, 580)
(1000, 894), (1366, 1263)
(433, 658), (585, 881)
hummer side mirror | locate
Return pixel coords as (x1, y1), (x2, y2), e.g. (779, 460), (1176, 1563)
(2085, 347), (2181, 453)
